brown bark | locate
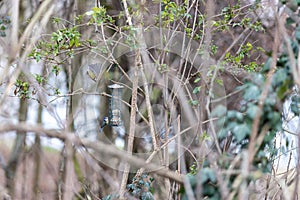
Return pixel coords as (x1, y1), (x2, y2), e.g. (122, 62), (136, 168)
(5, 98), (28, 198)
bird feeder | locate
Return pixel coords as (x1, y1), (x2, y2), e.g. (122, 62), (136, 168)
(108, 84), (124, 126)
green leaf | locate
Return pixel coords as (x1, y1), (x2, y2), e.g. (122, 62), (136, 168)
(291, 102), (300, 115)
(232, 123), (251, 142)
(261, 58), (271, 73)
(194, 77), (201, 83)
(268, 112), (282, 130)
(277, 83), (288, 100)
(189, 100), (199, 106)
(226, 110), (244, 122)
(235, 112), (244, 122)
(245, 42), (252, 50)
(286, 17), (295, 25)
(227, 110), (237, 119)
(192, 86), (201, 94)
(272, 68), (287, 86)
(215, 78), (223, 86)
(295, 26), (300, 41)
(226, 121), (238, 130)
(264, 95), (276, 106)
(246, 104), (257, 119)
(52, 65), (61, 76)
(243, 84), (260, 101)
(200, 168), (216, 183)
(277, 55), (289, 67)
(35, 74), (44, 84)
(211, 105), (227, 117)
(141, 192), (154, 200)
(218, 128), (229, 139)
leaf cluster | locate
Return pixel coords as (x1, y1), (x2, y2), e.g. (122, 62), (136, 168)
(180, 169), (220, 200)
(183, 13), (300, 200)
(103, 174), (154, 200)
(0, 15), (10, 37)
(85, 6), (114, 25)
(126, 174), (155, 200)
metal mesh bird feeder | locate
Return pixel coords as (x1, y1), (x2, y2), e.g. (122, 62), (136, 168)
(108, 84), (124, 126)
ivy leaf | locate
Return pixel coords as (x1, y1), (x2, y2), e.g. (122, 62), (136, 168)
(211, 105), (227, 117)
(232, 123), (251, 142)
(227, 111), (243, 121)
(267, 112), (282, 130)
(235, 112), (244, 122)
(246, 104), (258, 119)
(243, 84), (260, 101)
(295, 26), (300, 42)
(226, 122), (239, 135)
(141, 192), (154, 200)
(276, 82), (289, 100)
(272, 68), (287, 86)
(286, 17), (295, 25)
(252, 73), (265, 85)
(261, 58), (271, 73)
(218, 128), (229, 139)
(200, 168), (216, 183)
(291, 102), (300, 115)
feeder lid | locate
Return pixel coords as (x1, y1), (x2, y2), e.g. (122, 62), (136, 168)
(108, 84), (124, 89)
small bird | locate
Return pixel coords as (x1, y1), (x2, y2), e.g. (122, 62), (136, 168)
(100, 116), (109, 133)
(87, 63), (102, 82)
(87, 68), (97, 81)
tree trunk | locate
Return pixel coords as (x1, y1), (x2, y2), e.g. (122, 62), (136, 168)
(5, 98), (28, 198)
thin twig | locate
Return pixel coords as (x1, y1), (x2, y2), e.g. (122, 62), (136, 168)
(119, 0), (140, 197)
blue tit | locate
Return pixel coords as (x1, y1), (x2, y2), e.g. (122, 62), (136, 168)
(100, 116), (109, 133)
